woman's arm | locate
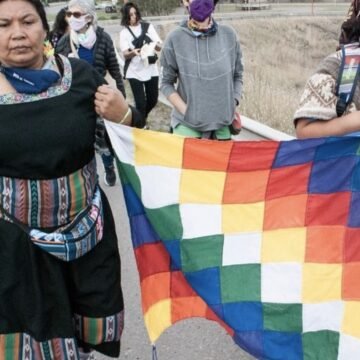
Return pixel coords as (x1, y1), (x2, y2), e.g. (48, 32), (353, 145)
(148, 23), (162, 52)
(95, 85), (145, 128)
(123, 47), (141, 60)
(233, 40), (243, 105)
(296, 111), (360, 138)
(160, 37), (182, 106)
(104, 33), (126, 97)
(168, 92), (187, 115)
(95, 85), (132, 125)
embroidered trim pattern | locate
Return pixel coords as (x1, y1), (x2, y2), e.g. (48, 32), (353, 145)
(0, 310), (124, 360)
(74, 311), (124, 345)
(0, 333), (78, 360)
(0, 55), (72, 105)
(0, 158), (97, 228)
(0, 158), (104, 261)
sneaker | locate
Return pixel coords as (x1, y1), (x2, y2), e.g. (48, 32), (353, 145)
(104, 166), (116, 186)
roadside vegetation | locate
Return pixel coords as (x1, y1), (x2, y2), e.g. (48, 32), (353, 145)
(235, 16), (341, 135)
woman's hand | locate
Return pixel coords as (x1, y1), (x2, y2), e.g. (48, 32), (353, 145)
(133, 48), (141, 56)
(95, 85), (132, 125)
(123, 48), (141, 60)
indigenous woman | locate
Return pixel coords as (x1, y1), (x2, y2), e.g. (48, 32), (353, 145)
(0, 0), (139, 358)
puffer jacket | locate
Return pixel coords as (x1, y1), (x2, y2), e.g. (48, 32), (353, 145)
(56, 26), (125, 97)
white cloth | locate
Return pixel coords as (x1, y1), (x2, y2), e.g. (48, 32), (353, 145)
(119, 23), (162, 81)
(69, 25), (97, 53)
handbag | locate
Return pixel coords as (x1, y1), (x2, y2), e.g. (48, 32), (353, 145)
(147, 53), (158, 64)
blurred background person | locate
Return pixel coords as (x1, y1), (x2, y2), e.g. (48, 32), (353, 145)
(119, 1), (162, 127)
(160, 0), (243, 140)
(57, 0), (126, 187)
(48, 7), (69, 48)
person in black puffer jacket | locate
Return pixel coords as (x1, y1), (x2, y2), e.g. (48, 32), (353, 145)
(56, 0), (127, 187)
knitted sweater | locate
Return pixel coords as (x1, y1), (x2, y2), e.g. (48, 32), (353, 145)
(294, 49), (360, 123)
(56, 26), (125, 97)
(160, 20), (243, 132)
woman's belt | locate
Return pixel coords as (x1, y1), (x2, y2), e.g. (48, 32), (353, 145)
(0, 157), (97, 228)
(0, 158), (104, 261)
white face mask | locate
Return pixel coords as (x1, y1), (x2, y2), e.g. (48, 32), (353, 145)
(68, 15), (89, 32)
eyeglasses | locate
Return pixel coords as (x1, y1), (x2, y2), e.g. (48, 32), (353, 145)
(65, 11), (85, 18)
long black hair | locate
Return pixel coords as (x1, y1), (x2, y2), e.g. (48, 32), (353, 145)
(0, 0), (49, 32)
(51, 7), (68, 36)
(121, 2), (142, 26)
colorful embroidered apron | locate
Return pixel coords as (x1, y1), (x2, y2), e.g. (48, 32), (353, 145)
(0, 158), (104, 261)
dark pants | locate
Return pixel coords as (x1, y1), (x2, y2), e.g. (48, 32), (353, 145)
(128, 76), (159, 120)
(101, 153), (114, 169)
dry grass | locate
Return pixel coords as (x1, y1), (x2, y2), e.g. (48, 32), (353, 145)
(233, 16), (341, 135)
(155, 16), (342, 135)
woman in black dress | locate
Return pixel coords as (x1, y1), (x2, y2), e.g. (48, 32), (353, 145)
(0, 0), (138, 358)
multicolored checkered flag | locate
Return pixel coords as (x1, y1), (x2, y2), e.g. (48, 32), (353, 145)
(106, 122), (360, 360)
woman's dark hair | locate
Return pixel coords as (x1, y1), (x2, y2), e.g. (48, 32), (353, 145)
(51, 7), (68, 35)
(0, 0), (50, 32)
(121, 2), (142, 26)
(340, 17), (360, 45)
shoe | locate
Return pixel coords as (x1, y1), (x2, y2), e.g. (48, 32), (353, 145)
(104, 166), (116, 186)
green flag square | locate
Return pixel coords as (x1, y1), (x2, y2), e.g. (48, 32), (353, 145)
(146, 204), (183, 241)
(181, 235), (224, 272)
(302, 330), (339, 360)
(263, 303), (302, 332)
(220, 264), (261, 302)
(116, 160), (141, 197)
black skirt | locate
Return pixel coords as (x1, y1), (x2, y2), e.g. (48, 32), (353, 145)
(0, 191), (124, 358)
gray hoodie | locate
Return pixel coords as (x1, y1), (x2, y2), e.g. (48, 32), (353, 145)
(160, 20), (243, 132)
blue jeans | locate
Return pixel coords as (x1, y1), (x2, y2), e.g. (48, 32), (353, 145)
(101, 153), (114, 169)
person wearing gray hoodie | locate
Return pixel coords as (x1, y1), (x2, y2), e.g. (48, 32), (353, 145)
(160, 0), (243, 139)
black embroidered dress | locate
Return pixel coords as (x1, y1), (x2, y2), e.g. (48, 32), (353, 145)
(0, 56), (124, 359)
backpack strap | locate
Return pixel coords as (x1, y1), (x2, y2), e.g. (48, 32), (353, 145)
(141, 22), (150, 34)
(126, 22), (150, 43)
(123, 23), (151, 79)
(126, 25), (137, 40)
(336, 44), (360, 117)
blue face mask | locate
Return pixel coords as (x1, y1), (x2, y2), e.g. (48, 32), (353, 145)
(189, 0), (214, 22)
(0, 66), (60, 94)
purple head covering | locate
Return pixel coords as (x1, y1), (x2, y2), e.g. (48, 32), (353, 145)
(189, 0), (214, 22)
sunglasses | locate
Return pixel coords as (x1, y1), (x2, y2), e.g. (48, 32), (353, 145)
(65, 11), (85, 18)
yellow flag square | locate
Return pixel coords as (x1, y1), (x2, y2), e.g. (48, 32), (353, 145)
(222, 202), (265, 233)
(134, 129), (184, 167)
(262, 227), (306, 263)
(303, 264), (342, 303)
(342, 301), (360, 339)
(180, 169), (226, 204)
(144, 299), (172, 343)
